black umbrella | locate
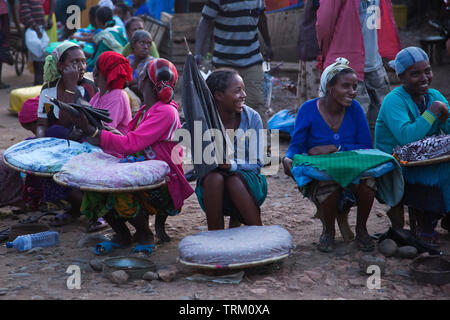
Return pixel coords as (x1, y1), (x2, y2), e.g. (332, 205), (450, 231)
(181, 53), (230, 181)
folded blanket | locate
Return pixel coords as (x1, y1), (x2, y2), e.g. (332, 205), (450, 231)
(292, 149), (404, 206)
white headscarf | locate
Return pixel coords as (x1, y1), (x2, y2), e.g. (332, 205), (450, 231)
(319, 57), (354, 97)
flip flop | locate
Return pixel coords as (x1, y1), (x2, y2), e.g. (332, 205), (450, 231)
(49, 212), (79, 227)
(87, 217), (108, 233)
(132, 244), (156, 256)
(94, 241), (123, 255)
(19, 212), (58, 224)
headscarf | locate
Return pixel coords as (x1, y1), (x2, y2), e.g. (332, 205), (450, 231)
(319, 57), (354, 97)
(18, 97), (39, 124)
(146, 58), (178, 103)
(388, 46), (429, 76)
(97, 51), (133, 90)
(43, 41), (80, 83)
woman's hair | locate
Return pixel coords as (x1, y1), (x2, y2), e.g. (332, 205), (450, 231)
(327, 68), (356, 88)
(206, 68), (239, 95)
(96, 6), (115, 27)
(130, 30), (152, 47)
(125, 16), (144, 31)
(89, 5), (99, 26)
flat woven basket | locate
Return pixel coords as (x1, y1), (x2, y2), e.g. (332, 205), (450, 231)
(398, 154), (450, 167)
(52, 175), (166, 193)
(3, 155), (55, 177)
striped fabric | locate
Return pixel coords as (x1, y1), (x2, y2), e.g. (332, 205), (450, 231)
(202, 0), (265, 68)
(19, 0), (45, 29)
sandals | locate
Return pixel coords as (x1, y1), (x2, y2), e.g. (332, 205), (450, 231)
(87, 217), (108, 233)
(355, 233), (375, 252)
(132, 244), (156, 256)
(49, 212), (79, 227)
(94, 241), (123, 255)
(317, 233), (335, 253)
(18, 212), (58, 224)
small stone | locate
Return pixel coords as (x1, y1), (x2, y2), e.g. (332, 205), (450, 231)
(298, 275), (316, 286)
(378, 239), (398, 257)
(303, 270), (323, 282)
(89, 259), (104, 272)
(397, 246), (418, 259)
(35, 255), (46, 261)
(250, 288), (267, 295)
(359, 255), (386, 275)
(31, 295), (44, 300)
(25, 247), (43, 255)
(157, 266), (177, 282)
(143, 271), (159, 281)
(0, 288), (8, 296)
(110, 270), (129, 284)
(10, 273), (32, 278)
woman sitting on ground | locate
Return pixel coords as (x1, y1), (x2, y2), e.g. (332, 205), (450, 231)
(126, 30), (156, 100)
(122, 17), (159, 59)
(86, 6), (127, 72)
(375, 47), (450, 244)
(70, 58), (194, 253)
(195, 68), (267, 231)
(282, 58), (376, 253)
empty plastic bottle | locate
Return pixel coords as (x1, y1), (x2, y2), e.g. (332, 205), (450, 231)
(6, 231), (59, 252)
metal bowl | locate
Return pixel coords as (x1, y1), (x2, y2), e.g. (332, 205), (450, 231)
(103, 256), (156, 279)
(410, 255), (450, 285)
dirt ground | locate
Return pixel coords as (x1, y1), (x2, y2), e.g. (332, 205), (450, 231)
(0, 28), (450, 302)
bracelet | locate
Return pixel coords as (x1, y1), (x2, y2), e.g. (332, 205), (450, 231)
(65, 89), (75, 95)
(91, 127), (99, 138)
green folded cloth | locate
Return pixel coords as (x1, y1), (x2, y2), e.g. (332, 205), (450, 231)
(293, 149), (393, 187)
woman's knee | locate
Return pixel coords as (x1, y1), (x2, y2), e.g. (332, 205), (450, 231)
(202, 171), (225, 188)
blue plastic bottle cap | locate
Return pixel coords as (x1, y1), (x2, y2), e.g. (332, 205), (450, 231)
(6, 242), (12, 248)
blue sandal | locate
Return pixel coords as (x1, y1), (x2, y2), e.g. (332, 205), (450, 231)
(132, 244), (156, 255)
(94, 241), (122, 255)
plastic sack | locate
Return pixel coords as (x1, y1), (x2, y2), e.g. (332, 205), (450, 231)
(178, 225), (293, 268)
(25, 27), (50, 61)
(9, 85), (42, 114)
(268, 109), (296, 137)
(263, 72), (273, 108)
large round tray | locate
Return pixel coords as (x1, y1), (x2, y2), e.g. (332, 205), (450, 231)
(3, 155), (55, 177)
(399, 154), (450, 167)
(52, 175), (166, 193)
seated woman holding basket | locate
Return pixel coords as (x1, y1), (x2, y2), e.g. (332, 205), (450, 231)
(375, 47), (450, 245)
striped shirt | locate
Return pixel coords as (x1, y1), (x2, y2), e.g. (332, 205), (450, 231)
(202, 0), (265, 68)
(19, 0), (45, 29)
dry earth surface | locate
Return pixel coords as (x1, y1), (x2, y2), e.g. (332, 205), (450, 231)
(0, 28), (449, 302)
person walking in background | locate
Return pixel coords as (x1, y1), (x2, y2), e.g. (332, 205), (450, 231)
(19, 0), (47, 85)
(0, 0), (14, 89)
(316, 0), (401, 140)
(195, 0), (273, 131)
(296, 0), (320, 105)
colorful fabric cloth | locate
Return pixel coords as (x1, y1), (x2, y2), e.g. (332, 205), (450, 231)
(3, 138), (102, 174)
(195, 169), (267, 223)
(55, 152), (169, 190)
(18, 97), (39, 124)
(375, 86), (450, 155)
(285, 98), (372, 159)
(127, 54), (154, 81)
(97, 51), (133, 91)
(292, 149), (395, 188)
(146, 58), (178, 103)
(319, 57), (354, 97)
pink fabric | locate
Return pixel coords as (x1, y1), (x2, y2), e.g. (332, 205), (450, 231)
(316, 0), (401, 81)
(90, 89), (132, 135)
(19, 96), (39, 124)
(100, 101), (194, 210)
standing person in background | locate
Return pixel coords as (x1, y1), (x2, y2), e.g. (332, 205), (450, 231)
(296, 0), (320, 105)
(0, 0), (13, 89)
(19, 0), (47, 85)
(195, 0), (273, 132)
(43, 0), (56, 43)
(316, 0), (401, 140)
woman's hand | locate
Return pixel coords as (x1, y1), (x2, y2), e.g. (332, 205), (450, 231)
(308, 144), (338, 156)
(428, 101), (449, 123)
(72, 111), (95, 136)
(282, 157), (293, 178)
(61, 64), (79, 92)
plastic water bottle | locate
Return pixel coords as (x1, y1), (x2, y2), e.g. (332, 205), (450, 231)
(6, 231), (59, 252)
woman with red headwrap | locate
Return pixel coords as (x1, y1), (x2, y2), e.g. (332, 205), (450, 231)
(70, 58), (194, 255)
(90, 51), (132, 135)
